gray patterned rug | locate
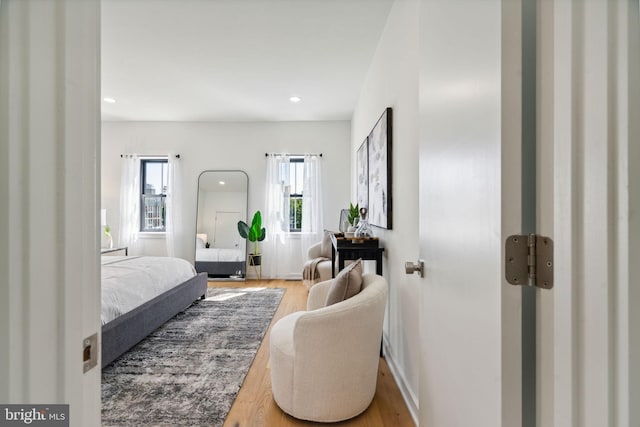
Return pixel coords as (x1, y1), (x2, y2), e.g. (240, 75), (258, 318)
(101, 287), (285, 427)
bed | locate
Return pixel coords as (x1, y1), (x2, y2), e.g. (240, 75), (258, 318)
(101, 256), (208, 368)
(194, 245), (245, 278)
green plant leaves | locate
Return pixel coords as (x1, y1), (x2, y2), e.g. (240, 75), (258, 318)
(348, 203), (359, 225)
(251, 210), (262, 229)
(237, 221), (250, 239)
(237, 210), (266, 243)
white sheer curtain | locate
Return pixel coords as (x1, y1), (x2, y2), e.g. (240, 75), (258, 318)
(118, 154), (140, 250)
(301, 154), (324, 259)
(165, 154), (182, 258)
(264, 154), (290, 278)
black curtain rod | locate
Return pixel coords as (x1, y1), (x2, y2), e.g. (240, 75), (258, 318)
(265, 153), (322, 157)
(120, 154), (181, 158)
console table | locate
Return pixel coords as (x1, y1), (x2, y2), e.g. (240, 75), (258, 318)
(330, 234), (384, 277)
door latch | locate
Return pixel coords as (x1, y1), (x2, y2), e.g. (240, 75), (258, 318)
(405, 260), (424, 278)
(83, 333), (98, 373)
(505, 234), (553, 289)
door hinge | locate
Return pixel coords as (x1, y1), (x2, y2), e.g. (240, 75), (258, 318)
(505, 234), (553, 289)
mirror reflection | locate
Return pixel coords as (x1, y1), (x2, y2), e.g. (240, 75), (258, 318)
(195, 170), (248, 280)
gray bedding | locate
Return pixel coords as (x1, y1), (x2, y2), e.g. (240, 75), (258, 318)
(101, 258), (207, 368)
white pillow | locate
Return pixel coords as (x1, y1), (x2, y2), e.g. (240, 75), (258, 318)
(324, 259), (363, 306)
(320, 230), (333, 258)
(196, 237), (206, 249)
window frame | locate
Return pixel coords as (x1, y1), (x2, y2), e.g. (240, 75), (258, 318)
(140, 158), (168, 233)
(288, 157), (304, 233)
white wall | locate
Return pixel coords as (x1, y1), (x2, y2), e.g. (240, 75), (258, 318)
(350, 0), (420, 419)
(102, 120), (351, 278)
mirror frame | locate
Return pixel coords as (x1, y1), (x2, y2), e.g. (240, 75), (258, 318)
(194, 170), (249, 280)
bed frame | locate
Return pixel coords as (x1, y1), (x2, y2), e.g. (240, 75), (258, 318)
(195, 260), (245, 279)
(101, 272), (208, 368)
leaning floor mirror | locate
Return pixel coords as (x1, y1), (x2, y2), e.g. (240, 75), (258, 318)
(195, 170), (248, 280)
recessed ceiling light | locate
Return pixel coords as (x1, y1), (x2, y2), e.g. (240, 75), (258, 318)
(219, 181), (225, 185)
(103, 97), (116, 103)
(289, 96), (301, 103)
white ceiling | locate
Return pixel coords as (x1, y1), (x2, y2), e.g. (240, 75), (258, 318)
(101, 0), (394, 122)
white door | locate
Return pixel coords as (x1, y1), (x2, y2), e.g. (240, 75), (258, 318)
(214, 211), (241, 248)
(0, 0), (101, 425)
(536, 1), (639, 426)
(417, 1), (523, 426)
(417, 0), (638, 426)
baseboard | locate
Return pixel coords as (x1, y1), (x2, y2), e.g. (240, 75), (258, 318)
(383, 338), (419, 426)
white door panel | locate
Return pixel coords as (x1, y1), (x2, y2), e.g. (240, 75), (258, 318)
(418, 1), (522, 425)
(418, 1), (638, 425)
(214, 211), (241, 248)
(0, 0), (101, 425)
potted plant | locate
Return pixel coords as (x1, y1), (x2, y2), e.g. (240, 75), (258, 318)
(237, 210), (266, 265)
(346, 203), (359, 234)
(104, 224), (113, 249)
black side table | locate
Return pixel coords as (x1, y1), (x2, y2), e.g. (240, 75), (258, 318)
(330, 234), (384, 277)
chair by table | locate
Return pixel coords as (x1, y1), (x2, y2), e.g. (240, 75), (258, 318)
(269, 274), (388, 422)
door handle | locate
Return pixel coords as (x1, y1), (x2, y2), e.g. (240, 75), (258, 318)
(405, 260), (424, 277)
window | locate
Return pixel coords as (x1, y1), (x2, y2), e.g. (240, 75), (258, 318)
(288, 158), (304, 232)
(140, 159), (168, 232)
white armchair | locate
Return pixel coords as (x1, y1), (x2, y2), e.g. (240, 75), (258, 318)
(269, 274), (388, 422)
(304, 241), (333, 285)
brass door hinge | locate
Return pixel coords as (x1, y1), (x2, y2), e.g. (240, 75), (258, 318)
(505, 234), (553, 289)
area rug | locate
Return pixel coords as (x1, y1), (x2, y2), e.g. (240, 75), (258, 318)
(101, 287), (285, 427)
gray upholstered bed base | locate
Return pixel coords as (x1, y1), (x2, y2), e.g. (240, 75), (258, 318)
(101, 272), (208, 368)
(195, 260), (245, 278)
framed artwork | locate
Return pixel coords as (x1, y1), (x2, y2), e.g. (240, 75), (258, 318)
(367, 107), (392, 229)
(356, 137), (369, 210)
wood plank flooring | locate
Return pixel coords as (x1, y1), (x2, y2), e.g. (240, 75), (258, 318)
(208, 279), (415, 427)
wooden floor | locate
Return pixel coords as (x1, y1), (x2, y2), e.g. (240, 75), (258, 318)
(208, 279), (415, 427)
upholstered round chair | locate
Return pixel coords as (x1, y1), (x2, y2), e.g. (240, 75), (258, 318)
(269, 273), (388, 422)
(304, 241), (334, 284)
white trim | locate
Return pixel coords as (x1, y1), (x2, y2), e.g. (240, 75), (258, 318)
(137, 232), (167, 239)
(383, 337), (419, 426)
